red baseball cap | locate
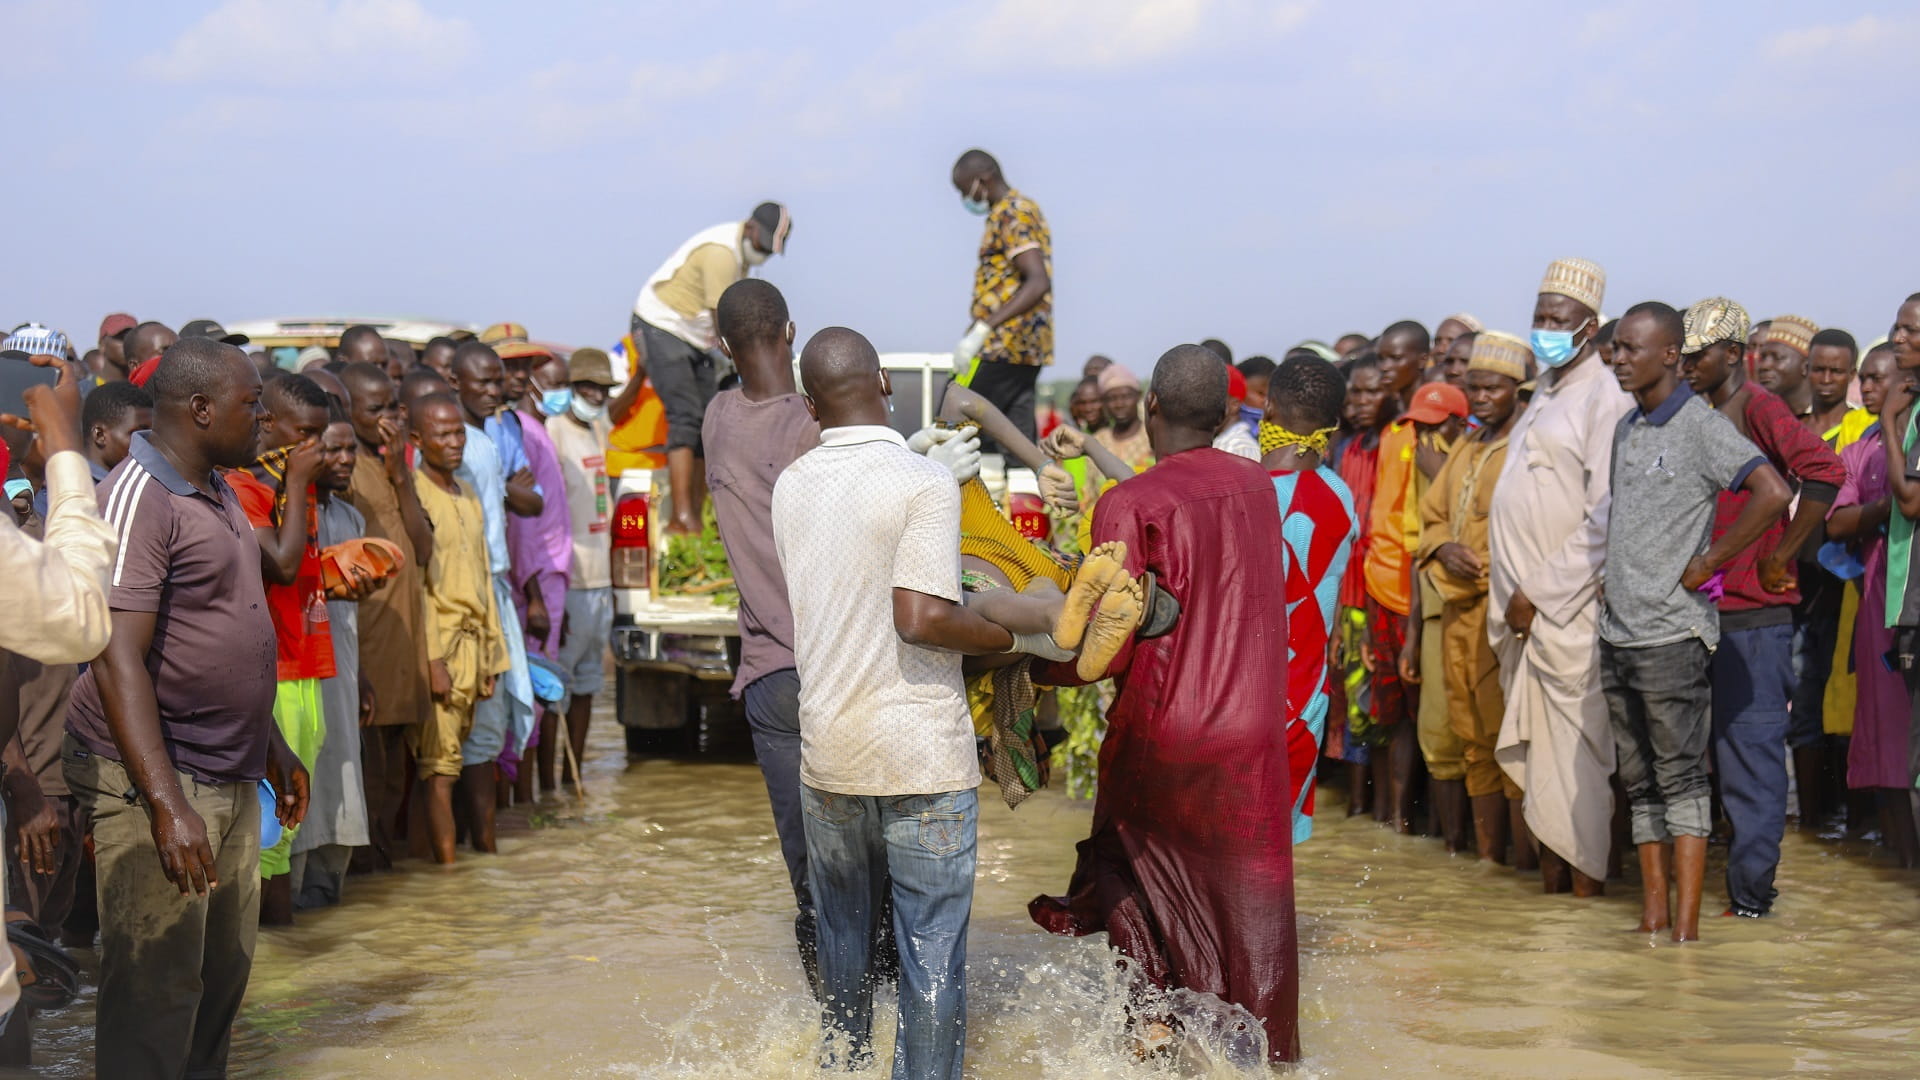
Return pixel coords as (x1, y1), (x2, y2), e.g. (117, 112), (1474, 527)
(99, 313), (136, 340)
(1226, 364), (1247, 403)
(1401, 381), (1469, 424)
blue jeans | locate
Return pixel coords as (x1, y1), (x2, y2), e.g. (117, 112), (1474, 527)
(801, 785), (977, 1080)
(1712, 623), (1795, 915)
(742, 671), (815, 989)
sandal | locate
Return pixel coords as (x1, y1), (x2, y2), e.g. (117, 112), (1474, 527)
(1137, 571), (1181, 639)
(321, 537), (406, 596)
(6, 915), (78, 1011)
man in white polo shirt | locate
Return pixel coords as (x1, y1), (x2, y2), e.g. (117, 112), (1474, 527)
(772, 326), (1041, 1080)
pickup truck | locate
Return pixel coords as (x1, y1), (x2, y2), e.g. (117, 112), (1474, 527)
(610, 352), (1044, 755)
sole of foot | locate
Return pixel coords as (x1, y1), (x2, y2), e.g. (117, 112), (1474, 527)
(1077, 575), (1145, 682)
(1054, 541), (1129, 649)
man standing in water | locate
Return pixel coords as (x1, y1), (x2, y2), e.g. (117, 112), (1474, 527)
(1420, 332), (1528, 863)
(705, 280), (821, 986)
(1031, 344), (1298, 1065)
(1488, 258), (1630, 894)
(631, 202), (792, 535)
(1602, 302), (1789, 942)
(772, 327), (1017, 1079)
(951, 149), (1053, 450)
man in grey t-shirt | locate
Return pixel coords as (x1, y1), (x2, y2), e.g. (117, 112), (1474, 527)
(1598, 303), (1790, 944)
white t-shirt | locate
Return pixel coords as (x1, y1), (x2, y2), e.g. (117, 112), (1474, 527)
(546, 413), (613, 589)
(771, 425), (979, 797)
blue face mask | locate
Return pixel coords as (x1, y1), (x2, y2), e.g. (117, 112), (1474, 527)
(539, 387), (573, 417)
(3, 479), (30, 502)
(961, 179), (991, 216)
(1530, 319), (1591, 369)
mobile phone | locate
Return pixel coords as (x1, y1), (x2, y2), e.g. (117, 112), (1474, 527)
(0, 351), (61, 420)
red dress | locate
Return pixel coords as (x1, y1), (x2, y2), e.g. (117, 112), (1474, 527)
(1030, 447), (1299, 1063)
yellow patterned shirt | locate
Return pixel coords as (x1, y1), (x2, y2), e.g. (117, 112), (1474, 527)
(970, 189), (1054, 367)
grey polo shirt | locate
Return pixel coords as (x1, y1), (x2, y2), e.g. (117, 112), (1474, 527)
(1599, 384), (1767, 651)
(66, 431), (278, 783)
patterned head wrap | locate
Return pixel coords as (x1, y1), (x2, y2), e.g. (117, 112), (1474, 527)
(1467, 330), (1529, 381)
(1538, 258), (1606, 316)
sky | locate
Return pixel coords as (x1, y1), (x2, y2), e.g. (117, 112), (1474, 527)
(5, 0), (1919, 379)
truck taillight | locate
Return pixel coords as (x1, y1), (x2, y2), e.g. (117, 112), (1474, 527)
(613, 493), (649, 589)
(614, 493), (649, 547)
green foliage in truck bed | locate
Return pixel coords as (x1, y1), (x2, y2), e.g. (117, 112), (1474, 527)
(657, 501), (740, 607)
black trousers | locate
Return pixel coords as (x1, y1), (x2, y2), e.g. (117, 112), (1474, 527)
(963, 360), (1040, 455)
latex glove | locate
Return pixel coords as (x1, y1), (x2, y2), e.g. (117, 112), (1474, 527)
(953, 321), (990, 377)
(1038, 463), (1078, 513)
(906, 425), (951, 455)
(1006, 631), (1074, 662)
(924, 428), (982, 483)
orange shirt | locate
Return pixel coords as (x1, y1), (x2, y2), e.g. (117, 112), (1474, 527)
(1362, 419), (1417, 615)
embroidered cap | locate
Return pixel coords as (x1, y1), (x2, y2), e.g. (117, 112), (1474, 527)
(1538, 258), (1606, 316)
(1467, 330), (1530, 381)
(1761, 314), (1819, 356)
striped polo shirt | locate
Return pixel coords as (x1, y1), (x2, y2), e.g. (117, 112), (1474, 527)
(65, 431), (277, 783)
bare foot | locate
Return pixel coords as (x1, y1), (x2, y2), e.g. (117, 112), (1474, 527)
(1077, 575), (1145, 682)
(1055, 541), (1129, 649)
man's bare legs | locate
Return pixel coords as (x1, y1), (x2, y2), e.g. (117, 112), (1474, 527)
(421, 776), (458, 865)
(458, 763), (498, 853)
(666, 446), (707, 535)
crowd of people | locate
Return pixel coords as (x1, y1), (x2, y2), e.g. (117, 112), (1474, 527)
(6, 137), (1920, 1078)
(0, 313), (626, 1074)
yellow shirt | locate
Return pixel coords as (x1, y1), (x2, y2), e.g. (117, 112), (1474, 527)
(414, 471), (508, 679)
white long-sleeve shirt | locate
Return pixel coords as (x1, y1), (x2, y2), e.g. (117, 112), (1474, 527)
(1, 450), (116, 663)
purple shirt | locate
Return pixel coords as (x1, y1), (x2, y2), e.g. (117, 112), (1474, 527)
(66, 432), (277, 783)
(703, 390), (819, 697)
(506, 406), (573, 595)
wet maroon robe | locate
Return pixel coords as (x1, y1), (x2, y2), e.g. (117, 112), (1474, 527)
(1030, 447), (1299, 1063)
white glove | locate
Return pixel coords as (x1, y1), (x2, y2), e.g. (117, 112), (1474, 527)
(1006, 631), (1074, 662)
(922, 427), (982, 483)
(953, 321), (990, 377)
(906, 425), (946, 454)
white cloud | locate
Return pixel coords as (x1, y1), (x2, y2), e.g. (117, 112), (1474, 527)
(140, 0), (477, 86)
(1764, 13), (1920, 63)
(956, 0), (1315, 72)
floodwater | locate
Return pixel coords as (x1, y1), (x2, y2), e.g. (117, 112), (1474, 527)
(20, 701), (1920, 1079)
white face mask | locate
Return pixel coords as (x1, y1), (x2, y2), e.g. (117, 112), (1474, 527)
(570, 396), (606, 423)
(742, 241), (771, 268)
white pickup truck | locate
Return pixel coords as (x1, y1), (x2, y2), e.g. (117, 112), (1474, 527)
(610, 352), (1043, 754)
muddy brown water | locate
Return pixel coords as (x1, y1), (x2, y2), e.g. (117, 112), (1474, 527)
(20, 701), (1920, 1078)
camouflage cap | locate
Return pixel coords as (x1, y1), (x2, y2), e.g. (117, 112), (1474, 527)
(1682, 297), (1750, 354)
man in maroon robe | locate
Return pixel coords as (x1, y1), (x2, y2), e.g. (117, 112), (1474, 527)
(1030, 344), (1299, 1064)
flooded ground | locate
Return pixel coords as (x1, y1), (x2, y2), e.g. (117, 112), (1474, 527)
(19, 700), (1920, 1078)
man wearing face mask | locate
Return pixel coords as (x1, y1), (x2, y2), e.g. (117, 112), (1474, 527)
(1487, 258), (1633, 897)
(631, 201), (792, 536)
(545, 348), (619, 774)
(951, 149), (1053, 453)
